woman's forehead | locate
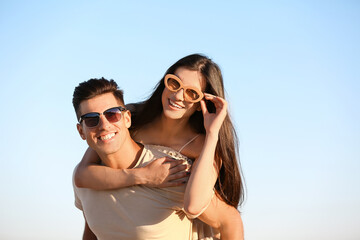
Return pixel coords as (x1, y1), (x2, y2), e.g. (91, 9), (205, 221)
(174, 67), (206, 90)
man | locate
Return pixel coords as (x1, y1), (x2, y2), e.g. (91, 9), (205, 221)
(72, 78), (198, 239)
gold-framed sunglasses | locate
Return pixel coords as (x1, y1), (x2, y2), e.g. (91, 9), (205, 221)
(164, 74), (204, 103)
(78, 106), (126, 128)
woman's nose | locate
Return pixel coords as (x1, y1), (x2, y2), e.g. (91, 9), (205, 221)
(173, 88), (185, 101)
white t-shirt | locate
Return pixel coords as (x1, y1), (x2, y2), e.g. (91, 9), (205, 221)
(73, 144), (217, 240)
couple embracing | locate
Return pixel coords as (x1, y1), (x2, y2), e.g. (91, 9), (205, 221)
(72, 54), (245, 240)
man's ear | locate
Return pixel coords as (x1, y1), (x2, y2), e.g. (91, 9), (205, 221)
(123, 110), (132, 129)
(77, 123), (86, 140)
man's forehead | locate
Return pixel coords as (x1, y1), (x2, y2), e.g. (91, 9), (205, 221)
(79, 93), (123, 114)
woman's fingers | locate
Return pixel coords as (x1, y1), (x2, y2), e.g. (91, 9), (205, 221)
(201, 93), (228, 133)
(160, 166), (190, 187)
(160, 176), (189, 187)
(203, 93), (227, 113)
(167, 171), (189, 182)
(200, 99), (208, 115)
(169, 162), (188, 173)
(163, 158), (190, 180)
(163, 157), (184, 167)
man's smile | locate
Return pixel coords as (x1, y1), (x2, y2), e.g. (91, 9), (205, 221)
(98, 132), (116, 141)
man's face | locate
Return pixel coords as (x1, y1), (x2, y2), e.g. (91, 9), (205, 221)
(76, 92), (131, 156)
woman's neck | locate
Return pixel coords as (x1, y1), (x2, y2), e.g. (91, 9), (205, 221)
(156, 114), (193, 138)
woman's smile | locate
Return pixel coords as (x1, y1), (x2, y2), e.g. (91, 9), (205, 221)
(168, 99), (185, 109)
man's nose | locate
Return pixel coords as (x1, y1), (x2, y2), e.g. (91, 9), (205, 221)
(97, 114), (112, 130)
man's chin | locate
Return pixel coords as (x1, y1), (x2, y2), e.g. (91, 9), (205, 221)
(92, 144), (119, 156)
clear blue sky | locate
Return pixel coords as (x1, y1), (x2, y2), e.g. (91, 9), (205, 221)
(0, 1), (359, 239)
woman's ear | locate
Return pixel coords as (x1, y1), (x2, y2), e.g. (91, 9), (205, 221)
(196, 101), (203, 111)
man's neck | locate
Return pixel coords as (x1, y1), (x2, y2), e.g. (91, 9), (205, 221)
(98, 139), (142, 169)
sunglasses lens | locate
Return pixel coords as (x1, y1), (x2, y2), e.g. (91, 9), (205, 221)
(83, 114), (100, 128)
(164, 74), (203, 102)
(166, 77), (181, 91)
(80, 107), (124, 128)
(185, 89), (201, 102)
(104, 108), (122, 123)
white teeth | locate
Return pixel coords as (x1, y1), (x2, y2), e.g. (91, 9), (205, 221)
(169, 99), (184, 109)
(100, 133), (115, 140)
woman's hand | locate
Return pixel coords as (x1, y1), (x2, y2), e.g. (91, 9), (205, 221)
(185, 93), (226, 216)
(75, 148), (190, 190)
(200, 93), (228, 135)
(142, 157), (190, 188)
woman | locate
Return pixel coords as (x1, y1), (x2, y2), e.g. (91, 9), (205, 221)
(76, 54), (245, 239)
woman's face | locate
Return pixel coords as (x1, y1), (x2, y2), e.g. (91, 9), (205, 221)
(161, 67), (206, 121)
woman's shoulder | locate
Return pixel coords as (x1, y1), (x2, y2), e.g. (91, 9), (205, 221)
(180, 133), (206, 159)
(131, 123), (154, 143)
(192, 133), (206, 149)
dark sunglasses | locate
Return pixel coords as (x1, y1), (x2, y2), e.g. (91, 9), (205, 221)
(78, 106), (126, 128)
(164, 74), (204, 103)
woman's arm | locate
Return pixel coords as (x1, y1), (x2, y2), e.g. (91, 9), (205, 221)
(198, 196), (244, 240)
(75, 147), (189, 190)
(184, 94), (227, 216)
(184, 132), (219, 215)
(185, 95), (244, 239)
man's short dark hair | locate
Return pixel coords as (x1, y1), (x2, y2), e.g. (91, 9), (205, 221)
(73, 77), (125, 120)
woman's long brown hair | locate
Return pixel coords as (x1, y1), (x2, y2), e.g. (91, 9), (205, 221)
(131, 54), (245, 208)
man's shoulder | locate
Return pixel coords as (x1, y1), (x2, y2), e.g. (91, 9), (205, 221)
(134, 144), (159, 168)
(72, 164), (80, 188)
